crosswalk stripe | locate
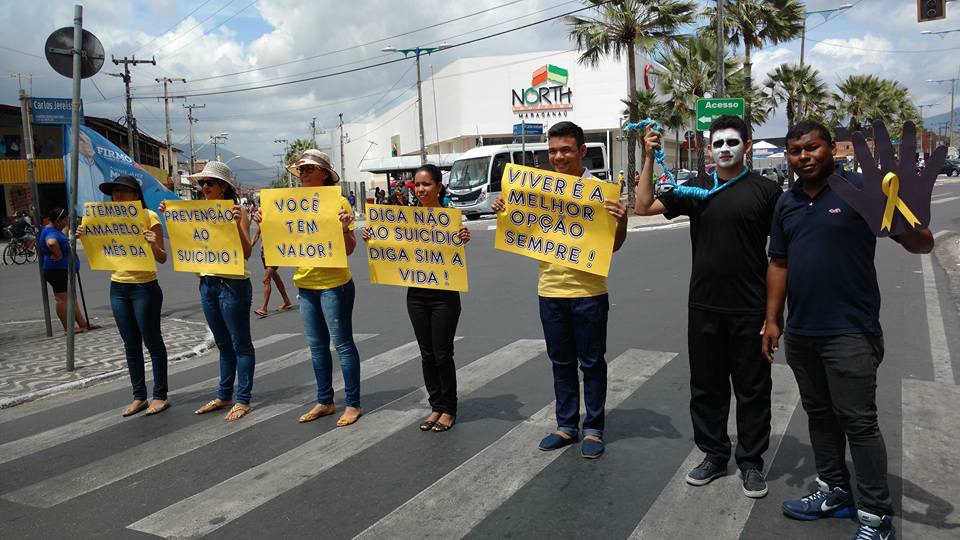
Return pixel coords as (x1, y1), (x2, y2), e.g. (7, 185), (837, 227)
(932, 196), (960, 205)
(901, 379), (960, 538)
(251, 333), (301, 348)
(354, 348), (677, 540)
(126, 339), (546, 539)
(628, 364), (800, 539)
(0, 333), (377, 466)
(2, 336), (417, 508)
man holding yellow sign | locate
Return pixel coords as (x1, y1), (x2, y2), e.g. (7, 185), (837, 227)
(492, 121), (627, 459)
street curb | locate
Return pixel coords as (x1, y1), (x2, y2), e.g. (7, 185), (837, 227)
(0, 319), (214, 410)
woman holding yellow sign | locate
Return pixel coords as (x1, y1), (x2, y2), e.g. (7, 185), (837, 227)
(162, 162), (256, 421)
(363, 164), (470, 433)
(90, 176), (171, 417)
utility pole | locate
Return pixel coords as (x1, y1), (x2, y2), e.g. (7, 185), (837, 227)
(338, 112), (347, 181)
(382, 44), (451, 164)
(19, 89), (53, 337)
(110, 55), (155, 162)
(928, 74), (959, 148)
(918, 102), (938, 157)
(156, 76), (186, 186)
(210, 133), (229, 161)
(715, 0), (724, 97)
(310, 116), (317, 146)
(183, 103), (204, 176)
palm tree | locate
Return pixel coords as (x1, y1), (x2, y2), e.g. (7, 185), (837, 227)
(764, 63), (829, 186)
(830, 74), (886, 133)
(655, 35), (737, 175)
(567, 0), (697, 204)
(703, 0), (803, 160)
(621, 88), (661, 165)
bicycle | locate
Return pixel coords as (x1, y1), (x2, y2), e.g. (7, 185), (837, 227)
(3, 227), (37, 265)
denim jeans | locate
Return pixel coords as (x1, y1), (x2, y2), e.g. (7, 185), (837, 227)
(110, 280), (168, 401)
(199, 276), (255, 405)
(785, 332), (892, 516)
(538, 294), (609, 439)
(299, 280), (361, 408)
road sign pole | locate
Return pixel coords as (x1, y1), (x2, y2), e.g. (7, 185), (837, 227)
(65, 4), (83, 371)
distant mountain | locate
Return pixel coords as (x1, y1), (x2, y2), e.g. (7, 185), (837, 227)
(921, 108), (960, 130)
(174, 144), (277, 188)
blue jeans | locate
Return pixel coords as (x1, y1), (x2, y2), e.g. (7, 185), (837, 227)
(299, 280), (361, 408)
(110, 280), (168, 401)
(538, 294), (609, 439)
(199, 276), (255, 405)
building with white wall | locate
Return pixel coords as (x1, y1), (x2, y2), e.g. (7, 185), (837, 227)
(334, 49), (680, 193)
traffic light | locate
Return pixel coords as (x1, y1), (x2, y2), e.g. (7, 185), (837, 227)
(917, 0), (946, 22)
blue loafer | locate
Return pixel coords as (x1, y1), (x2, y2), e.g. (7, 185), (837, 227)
(538, 432), (577, 451)
(580, 438), (604, 459)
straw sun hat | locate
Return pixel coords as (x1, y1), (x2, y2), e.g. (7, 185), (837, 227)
(286, 149), (340, 183)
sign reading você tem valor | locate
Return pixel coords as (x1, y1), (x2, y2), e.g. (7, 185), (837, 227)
(259, 186), (348, 268)
(695, 97), (745, 131)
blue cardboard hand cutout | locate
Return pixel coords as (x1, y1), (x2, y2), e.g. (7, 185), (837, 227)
(828, 120), (944, 237)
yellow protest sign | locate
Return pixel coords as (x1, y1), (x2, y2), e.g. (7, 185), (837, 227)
(259, 186), (348, 268)
(365, 204), (468, 292)
(79, 201), (156, 272)
(495, 163), (618, 276)
(162, 200), (244, 276)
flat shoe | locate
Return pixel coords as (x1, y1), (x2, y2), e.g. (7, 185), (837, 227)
(299, 405), (336, 423)
(336, 409), (362, 427)
(195, 399), (233, 415)
(144, 401), (170, 416)
(538, 432), (577, 451)
(254, 309), (269, 318)
(419, 419), (437, 431)
(122, 400), (149, 417)
(225, 403), (251, 421)
(432, 419), (455, 433)
(580, 438), (604, 459)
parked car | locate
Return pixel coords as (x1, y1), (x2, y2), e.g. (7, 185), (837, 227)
(675, 169), (696, 183)
(940, 159), (960, 176)
(760, 167), (785, 186)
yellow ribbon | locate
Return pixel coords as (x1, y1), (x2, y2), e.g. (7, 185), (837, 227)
(880, 172), (921, 232)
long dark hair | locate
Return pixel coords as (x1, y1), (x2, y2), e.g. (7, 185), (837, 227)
(415, 163), (446, 206)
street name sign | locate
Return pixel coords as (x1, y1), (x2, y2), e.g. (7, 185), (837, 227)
(696, 98), (745, 131)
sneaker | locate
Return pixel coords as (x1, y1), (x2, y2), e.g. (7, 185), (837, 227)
(852, 510), (895, 540)
(685, 459), (726, 486)
(782, 477), (856, 521)
(742, 468), (768, 498)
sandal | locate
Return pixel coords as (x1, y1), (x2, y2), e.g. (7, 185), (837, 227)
(299, 404), (336, 423)
(144, 400), (170, 416)
(225, 403), (252, 421)
(432, 417), (455, 433)
(336, 409), (363, 427)
(254, 309), (269, 318)
(419, 413), (441, 432)
(122, 400), (149, 417)
(276, 303), (293, 312)
(195, 399), (232, 415)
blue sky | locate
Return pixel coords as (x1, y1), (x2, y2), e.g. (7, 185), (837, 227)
(2, 0), (959, 169)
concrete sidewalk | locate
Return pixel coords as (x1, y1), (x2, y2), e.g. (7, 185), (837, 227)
(0, 316), (213, 408)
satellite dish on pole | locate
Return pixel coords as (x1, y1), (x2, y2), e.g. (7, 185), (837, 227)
(44, 26), (104, 79)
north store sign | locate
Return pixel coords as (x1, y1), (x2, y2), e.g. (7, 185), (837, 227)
(512, 64), (572, 118)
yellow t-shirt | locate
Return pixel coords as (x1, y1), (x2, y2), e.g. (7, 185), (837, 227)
(111, 209), (161, 284)
(294, 197), (355, 290)
(535, 168), (607, 298)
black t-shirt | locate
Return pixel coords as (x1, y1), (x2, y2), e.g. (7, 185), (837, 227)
(768, 174), (881, 336)
(660, 171), (783, 314)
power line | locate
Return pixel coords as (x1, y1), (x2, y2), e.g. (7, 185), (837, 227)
(131, 0), (612, 99)
(127, 0), (216, 55)
(151, 0), (238, 56)
(158, 0), (258, 58)
(804, 38), (960, 54)
(0, 44), (42, 59)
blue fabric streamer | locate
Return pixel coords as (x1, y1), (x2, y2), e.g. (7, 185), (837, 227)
(624, 118), (750, 200)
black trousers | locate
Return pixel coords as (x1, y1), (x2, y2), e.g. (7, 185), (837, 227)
(784, 332), (892, 516)
(406, 288), (461, 416)
(688, 308), (772, 471)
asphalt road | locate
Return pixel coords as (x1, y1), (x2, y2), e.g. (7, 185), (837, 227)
(0, 179), (959, 539)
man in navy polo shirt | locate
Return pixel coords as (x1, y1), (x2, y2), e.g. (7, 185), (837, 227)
(763, 120), (933, 540)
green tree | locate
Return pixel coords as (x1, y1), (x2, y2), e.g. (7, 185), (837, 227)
(655, 35), (738, 175)
(567, 0), (697, 204)
(763, 63), (829, 186)
(703, 0), (804, 162)
(283, 138), (315, 166)
(621, 88), (662, 166)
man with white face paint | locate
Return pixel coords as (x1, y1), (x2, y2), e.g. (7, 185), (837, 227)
(634, 115), (783, 499)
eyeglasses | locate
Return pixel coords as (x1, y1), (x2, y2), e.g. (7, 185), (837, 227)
(298, 165), (320, 174)
(197, 178), (221, 188)
(712, 138), (742, 149)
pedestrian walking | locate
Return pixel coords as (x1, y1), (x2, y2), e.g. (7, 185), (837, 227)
(162, 161), (256, 421)
(633, 115), (782, 498)
(38, 207), (90, 333)
(362, 164), (470, 433)
(764, 120), (935, 540)
(250, 227), (293, 318)
(492, 121), (628, 459)
(84, 176), (171, 417)
(281, 149), (362, 428)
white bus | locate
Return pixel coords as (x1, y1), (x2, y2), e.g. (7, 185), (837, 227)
(446, 142), (609, 220)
